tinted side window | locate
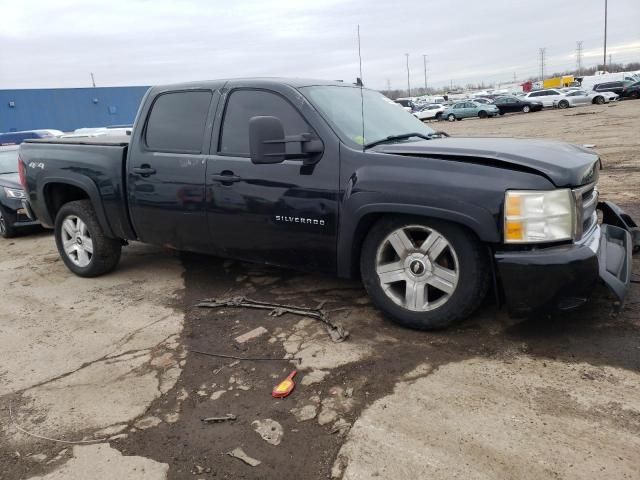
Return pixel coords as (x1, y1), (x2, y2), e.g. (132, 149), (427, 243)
(529, 92), (541, 97)
(146, 91), (212, 153)
(220, 90), (310, 156)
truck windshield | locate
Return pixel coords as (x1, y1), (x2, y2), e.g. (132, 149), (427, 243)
(300, 85), (435, 149)
(0, 149), (19, 174)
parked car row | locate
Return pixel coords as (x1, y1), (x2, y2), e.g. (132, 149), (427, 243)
(410, 79), (640, 122)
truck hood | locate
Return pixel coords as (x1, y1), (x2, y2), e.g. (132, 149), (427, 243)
(372, 137), (599, 187)
(0, 173), (21, 189)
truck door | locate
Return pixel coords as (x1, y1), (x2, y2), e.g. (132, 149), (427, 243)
(128, 89), (218, 252)
(205, 87), (339, 272)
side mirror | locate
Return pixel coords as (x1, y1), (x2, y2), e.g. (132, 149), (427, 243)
(249, 115), (324, 165)
(249, 116), (286, 164)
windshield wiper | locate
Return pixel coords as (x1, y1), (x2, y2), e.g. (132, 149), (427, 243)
(364, 132), (436, 150)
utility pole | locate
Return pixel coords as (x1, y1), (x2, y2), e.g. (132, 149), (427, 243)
(386, 79), (391, 92)
(405, 53), (411, 97)
(576, 41), (583, 75)
(513, 72), (517, 82)
(609, 54), (612, 67)
(422, 54), (428, 91)
(357, 25), (363, 84)
(603, 0), (608, 70)
(539, 48), (546, 81)
(90, 72), (96, 88)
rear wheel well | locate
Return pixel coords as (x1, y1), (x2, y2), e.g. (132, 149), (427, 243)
(44, 183), (90, 222)
(349, 213), (485, 278)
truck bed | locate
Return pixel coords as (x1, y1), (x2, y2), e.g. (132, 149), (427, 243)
(20, 137), (135, 239)
(25, 136), (130, 147)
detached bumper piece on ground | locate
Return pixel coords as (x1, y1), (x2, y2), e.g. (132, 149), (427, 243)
(496, 201), (639, 316)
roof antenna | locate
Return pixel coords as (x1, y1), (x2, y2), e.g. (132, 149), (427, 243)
(357, 24), (365, 150)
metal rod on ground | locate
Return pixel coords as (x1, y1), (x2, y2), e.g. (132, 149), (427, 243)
(196, 297), (349, 342)
(191, 349), (300, 363)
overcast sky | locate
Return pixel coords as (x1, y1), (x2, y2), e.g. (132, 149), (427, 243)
(1, 0), (639, 91)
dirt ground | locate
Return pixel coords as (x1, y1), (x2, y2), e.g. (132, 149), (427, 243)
(1, 100), (639, 480)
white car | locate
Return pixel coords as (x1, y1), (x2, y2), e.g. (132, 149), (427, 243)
(523, 89), (565, 107)
(414, 104), (447, 121)
(553, 89), (618, 109)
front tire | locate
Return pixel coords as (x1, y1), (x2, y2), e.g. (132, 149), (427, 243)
(522, 105), (531, 113)
(360, 217), (490, 330)
(593, 96), (605, 104)
(447, 114), (456, 122)
(558, 100), (569, 109)
(0, 206), (17, 238)
(54, 200), (122, 277)
(478, 110), (488, 118)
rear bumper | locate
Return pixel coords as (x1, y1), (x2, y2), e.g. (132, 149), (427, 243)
(495, 201), (637, 317)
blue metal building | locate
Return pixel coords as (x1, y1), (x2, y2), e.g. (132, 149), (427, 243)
(0, 86), (150, 133)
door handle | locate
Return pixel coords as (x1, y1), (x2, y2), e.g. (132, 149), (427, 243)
(132, 165), (156, 176)
(210, 173), (241, 184)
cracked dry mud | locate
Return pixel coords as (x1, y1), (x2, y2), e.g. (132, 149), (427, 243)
(1, 100), (639, 480)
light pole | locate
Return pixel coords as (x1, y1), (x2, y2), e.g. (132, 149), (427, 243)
(422, 54), (428, 91)
(603, 0), (608, 70)
(405, 53), (411, 97)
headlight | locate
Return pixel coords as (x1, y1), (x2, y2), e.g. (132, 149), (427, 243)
(4, 187), (26, 199)
(504, 189), (575, 243)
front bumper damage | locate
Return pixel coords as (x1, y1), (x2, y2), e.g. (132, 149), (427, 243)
(495, 201), (638, 317)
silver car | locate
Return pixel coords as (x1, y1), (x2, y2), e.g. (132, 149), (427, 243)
(553, 89), (618, 108)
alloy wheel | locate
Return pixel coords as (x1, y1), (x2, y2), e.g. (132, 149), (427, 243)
(61, 215), (94, 267)
(375, 225), (459, 312)
(0, 211), (5, 235)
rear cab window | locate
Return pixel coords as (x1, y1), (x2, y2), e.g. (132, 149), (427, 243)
(145, 90), (213, 153)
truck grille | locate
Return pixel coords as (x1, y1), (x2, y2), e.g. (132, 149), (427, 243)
(573, 183), (598, 240)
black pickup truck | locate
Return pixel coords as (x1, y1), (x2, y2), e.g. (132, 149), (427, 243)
(19, 78), (638, 329)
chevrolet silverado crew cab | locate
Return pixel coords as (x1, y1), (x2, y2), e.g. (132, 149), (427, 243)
(19, 78), (639, 330)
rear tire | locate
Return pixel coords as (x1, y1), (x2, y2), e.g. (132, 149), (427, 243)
(360, 216), (490, 330)
(447, 114), (456, 122)
(0, 206), (17, 238)
(54, 200), (122, 277)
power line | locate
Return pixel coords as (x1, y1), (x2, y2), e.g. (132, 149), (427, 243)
(539, 47), (546, 81)
(576, 41), (583, 75)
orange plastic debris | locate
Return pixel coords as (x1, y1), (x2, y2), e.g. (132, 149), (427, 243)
(272, 370), (297, 398)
